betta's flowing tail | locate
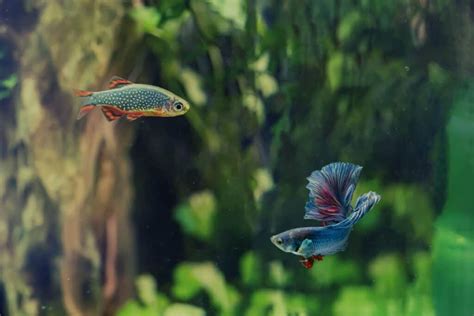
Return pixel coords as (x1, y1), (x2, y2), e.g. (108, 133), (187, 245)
(341, 191), (381, 228)
(74, 89), (95, 120)
(304, 162), (362, 223)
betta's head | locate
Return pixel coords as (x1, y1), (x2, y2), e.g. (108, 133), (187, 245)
(270, 231), (299, 254)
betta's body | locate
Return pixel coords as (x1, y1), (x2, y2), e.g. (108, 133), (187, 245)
(270, 162), (380, 268)
(75, 76), (190, 121)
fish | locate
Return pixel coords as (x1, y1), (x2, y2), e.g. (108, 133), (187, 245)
(270, 162), (381, 269)
(74, 76), (190, 121)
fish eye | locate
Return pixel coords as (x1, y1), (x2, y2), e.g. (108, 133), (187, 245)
(173, 101), (184, 111)
(276, 238), (283, 245)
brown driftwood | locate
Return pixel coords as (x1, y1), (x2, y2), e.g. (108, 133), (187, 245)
(0, 1), (139, 315)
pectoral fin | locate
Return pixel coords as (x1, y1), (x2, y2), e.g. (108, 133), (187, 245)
(296, 239), (314, 257)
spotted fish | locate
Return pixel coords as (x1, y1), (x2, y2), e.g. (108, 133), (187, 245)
(74, 76), (190, 121)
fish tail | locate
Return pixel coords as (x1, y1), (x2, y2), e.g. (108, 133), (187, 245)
(74, 89), (95, 120)
(346, 191), (381, 226)
(304, 162), (363, 223)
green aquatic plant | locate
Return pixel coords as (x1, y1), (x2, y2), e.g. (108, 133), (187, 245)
(432, 82), (474, 316)
(174, 190), (217, 241)
(333, 252), (434, 316)
(172, 262), (240, 314)
(118, 248), (434, 316)
(0, 44), (17, 101)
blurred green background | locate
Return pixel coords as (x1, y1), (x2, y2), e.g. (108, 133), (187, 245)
(1, 0), (473, 315)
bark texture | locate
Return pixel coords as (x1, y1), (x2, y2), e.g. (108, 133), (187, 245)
(0, 1), (138, 315)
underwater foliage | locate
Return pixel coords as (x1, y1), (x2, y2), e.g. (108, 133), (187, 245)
(1, 0), (472, 315)
(121, 0), (463, 314)
(432, 81), (474, 316)
(0, 41), (16, 102)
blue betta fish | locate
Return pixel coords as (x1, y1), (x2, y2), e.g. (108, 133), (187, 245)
(270, 162), (381, 269)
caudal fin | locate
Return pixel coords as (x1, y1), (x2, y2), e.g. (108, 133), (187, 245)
(74, 89), (95, 120)
(348, 191), (381, 225)
(304, 162), (362, 223)
(331, 191), (381, 230)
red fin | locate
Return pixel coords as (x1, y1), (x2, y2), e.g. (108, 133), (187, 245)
(77, 105), (96, 120)
(74, 89), (93, 97)
(126, 114), (142, 121)
(313, 255), (324, 261)
(101, 106), (123, 122)
(299, 257), (314, 269)
(108, 76), (133, 89)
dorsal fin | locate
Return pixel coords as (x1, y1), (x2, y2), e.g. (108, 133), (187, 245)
(108, 76), (134, 89)
(304, 162), (362, 223)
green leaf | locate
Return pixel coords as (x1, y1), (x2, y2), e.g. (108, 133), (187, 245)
(136, 275), (158, 306)
(245, 290), (287, 316)
(206, 0), (246, 30)
(327, 52), (345, 91)
(129, 6), (162, 37)
(337, 10), (373, 50)
(172, 262), (239, 312)
(326, 53), (356, 91)
(252, 168), (274, 206)
(174, 190), (217, 241)
(163, 304), (206, 316)
(383, 184), (434, 241)
(243, 90), (265, 124)
(180, 68), (207, 106)
(117, 275), (169, 316)
(369, 254), (406, 298)
(117, 301), (153, 316)
(189, 0), (236, 38)
(268, 261), (290, 287)
(1, 74), (17, 90)
(256, 73), (278, 98)
(240, 251), (263, 287)
(308, 256), (361, 287)
(333, 286), (378, 316)
(428, 63), (450, 87)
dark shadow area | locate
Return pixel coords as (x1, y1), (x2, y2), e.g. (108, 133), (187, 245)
(130, 116), (199, 286)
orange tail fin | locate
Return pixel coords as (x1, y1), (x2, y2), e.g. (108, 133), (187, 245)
(74, 89), (95, 120)
(77, 105), (95, 120)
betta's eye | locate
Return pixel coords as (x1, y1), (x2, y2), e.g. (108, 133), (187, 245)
(276, 238), (283, 245)
(173, 101), (184, 111)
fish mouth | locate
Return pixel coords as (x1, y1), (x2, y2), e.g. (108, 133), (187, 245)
(270, 235), (284, 251)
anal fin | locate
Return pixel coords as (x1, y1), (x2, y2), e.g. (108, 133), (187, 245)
(101, 106), (123, 122)
(126, 114), (142, 121)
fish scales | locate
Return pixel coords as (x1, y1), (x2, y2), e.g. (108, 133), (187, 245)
(92, 85), (171, 111)
(74, 77), (190, 121)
